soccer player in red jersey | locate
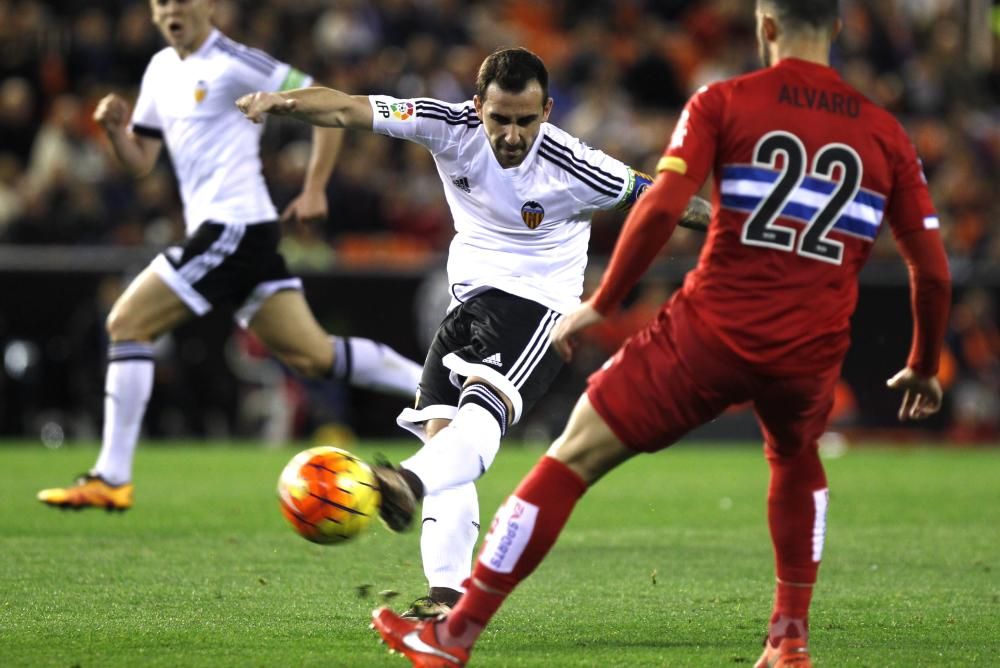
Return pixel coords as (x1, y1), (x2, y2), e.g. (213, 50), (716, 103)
(371, 0), (951, 666)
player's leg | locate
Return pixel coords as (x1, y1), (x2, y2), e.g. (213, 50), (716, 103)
(408, 479), (479, 617)
(397, 291), (565, 498)
(242, 280), (421, 399)
(372, 393), (630, 664)
(398, 373), (512, 494)
(447, 394), (634, 635)
(397, 375), (510, 617)
(435, 305), (746, 650)
(751, 366), (840, 668)
(37, 266), (193, 509)
(380, 292), (564, 616)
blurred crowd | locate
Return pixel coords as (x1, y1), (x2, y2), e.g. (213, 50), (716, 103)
(0, 0), (998, 441)
(1, 0), (998, 259)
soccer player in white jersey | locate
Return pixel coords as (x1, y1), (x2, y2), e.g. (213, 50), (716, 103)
(37, 0), (422, 511)
(238, 47), (705, 618)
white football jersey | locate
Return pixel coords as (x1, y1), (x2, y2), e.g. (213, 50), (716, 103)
(131, 29), (312, 234)
(369, 96), (649, 314)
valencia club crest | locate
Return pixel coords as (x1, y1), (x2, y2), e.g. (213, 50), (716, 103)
(520, 200), (544, 229)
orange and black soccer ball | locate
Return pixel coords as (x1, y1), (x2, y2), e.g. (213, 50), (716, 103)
(277, 446), (380, 545)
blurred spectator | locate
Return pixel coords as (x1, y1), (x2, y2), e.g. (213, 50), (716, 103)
(26, 94), (105, 195)
(946, 289), (1000, 442)
(0, 77), (39, 165)
(0, 154), (25, 232)
(0, 0), (993, 263)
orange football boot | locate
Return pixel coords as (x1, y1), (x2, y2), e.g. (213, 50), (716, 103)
(755, 636), (812, 668)
(38, 474), (133, 511)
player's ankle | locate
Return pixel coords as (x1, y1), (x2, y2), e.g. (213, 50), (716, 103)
(768, 614), (808, 646)
(438, 614), (481, 649)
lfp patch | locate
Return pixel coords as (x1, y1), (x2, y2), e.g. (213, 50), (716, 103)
(520, 200), (544, 229)
(391, 101), (414, 120)
(194, 80), (208, 103)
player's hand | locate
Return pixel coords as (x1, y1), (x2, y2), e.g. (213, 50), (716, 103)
(551, 301), (604, 362)
(678, 195), (710, 232)
(236, 91), (296, 123)
(281, 189), (328, 224)
(886, 367), (943, 421)
(93, 94), (130, 133)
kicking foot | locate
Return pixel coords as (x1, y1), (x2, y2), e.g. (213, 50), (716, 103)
(372, 457), (418, 532)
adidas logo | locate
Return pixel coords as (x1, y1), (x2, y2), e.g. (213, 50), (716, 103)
(452, 176), (471, 193)
(482, 353), (502, 367)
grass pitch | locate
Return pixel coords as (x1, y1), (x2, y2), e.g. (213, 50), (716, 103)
(1, 441), (997, 666)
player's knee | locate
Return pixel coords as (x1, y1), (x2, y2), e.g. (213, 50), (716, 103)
(547, 434), (604, 485)
(105, 307), (141, 342)
(547, 413), (633, 485)
(459, 380), (511, 431)
(424, 418), (452, 440)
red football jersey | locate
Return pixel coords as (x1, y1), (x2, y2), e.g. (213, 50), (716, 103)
(660, 57), (940, 375)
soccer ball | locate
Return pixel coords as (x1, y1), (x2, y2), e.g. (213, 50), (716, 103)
(277, 446), (381, 545)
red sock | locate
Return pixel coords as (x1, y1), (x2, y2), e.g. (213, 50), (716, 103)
(446, 456), (587, 638)
(775, 580), (813, 619)
(765, 443), (827, 640)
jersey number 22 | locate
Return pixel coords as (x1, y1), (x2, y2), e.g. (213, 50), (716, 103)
(741, 130), (862, 265)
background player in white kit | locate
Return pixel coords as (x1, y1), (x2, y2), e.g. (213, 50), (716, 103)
(239, 47), (706, 617)
(37, 0), (422, 511)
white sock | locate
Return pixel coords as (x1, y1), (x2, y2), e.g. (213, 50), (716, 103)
(332, 336), (422, 399)
(93, 342), (154, 485)
(402, 403), (501, 496)
(420, 482), (480, 592)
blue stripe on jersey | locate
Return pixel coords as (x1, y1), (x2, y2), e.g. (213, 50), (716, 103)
(538, 146), (619, 198)
(720, 165), (886, 241)
(540, 136), (623, 188)
(218, 35), (279, 68)
(721, 165), (778, 184)
(213, 38), (276, 75)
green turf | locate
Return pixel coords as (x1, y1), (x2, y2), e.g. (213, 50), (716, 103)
(1, 441), (997, 666)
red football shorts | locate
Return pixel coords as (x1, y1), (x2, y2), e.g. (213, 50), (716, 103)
(587, 297), (841, 455)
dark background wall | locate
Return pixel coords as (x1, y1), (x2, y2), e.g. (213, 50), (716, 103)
(2, 261), (995, 443)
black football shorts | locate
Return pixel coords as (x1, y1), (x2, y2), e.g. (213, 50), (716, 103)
(397, 289), (565, 439)
(150, 220), (302, 328)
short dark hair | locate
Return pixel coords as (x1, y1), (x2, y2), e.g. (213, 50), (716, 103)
(760, 0), (839, 31)
(475, 47), (549, 103)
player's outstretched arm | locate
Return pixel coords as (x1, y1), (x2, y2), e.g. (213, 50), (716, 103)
(236, 87), (373, 131)
(93, 93), (161, 177)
